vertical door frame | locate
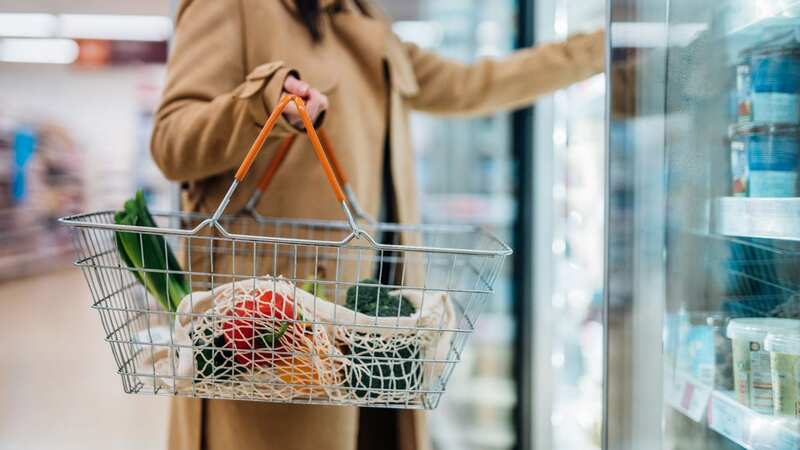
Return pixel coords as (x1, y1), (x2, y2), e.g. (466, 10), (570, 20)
(603, 1), (670, 448)
(511, 0), (537, 449)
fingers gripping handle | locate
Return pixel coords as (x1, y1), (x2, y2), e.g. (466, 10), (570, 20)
(234, 95), (292, 182)
(211, 95), (349, 226)
(234, 95), (346, 202)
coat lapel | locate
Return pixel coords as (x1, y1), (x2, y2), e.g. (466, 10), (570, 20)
(327, 10), (389, 91)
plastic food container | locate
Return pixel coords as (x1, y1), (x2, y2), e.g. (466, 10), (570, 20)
(708, 314), (735, 390)
(730, 134), (748, 196)
(726, 318), (799, 414)
(764, 325), (800, 417)
(751, 47), (800, 124)
(730, 124), (799, 197)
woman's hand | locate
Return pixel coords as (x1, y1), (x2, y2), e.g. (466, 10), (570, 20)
(282, 75), (329, 129)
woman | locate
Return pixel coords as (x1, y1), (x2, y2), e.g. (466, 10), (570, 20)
(151, 1), (604, 449)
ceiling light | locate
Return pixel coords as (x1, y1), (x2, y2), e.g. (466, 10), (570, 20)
(0, 13), (173, 41)
(59, 14), (173, 42)
(0, 38), (79, 64)
(0, 13), (57, 38)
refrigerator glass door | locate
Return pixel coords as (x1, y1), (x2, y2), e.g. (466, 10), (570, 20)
(532, 0), (606, 449)
(607, 1), (800, 449)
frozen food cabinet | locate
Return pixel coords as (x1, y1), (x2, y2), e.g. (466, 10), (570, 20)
(606, 1), (800, 449)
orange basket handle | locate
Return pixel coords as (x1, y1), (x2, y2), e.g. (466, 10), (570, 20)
(318, 129), (348, 186)
(254, 134), (297, 192)
(246, 128), (377, 224)
(235, 95), (345, 201)
(209, 95), (356, 227)
(251, 129), (343, 197)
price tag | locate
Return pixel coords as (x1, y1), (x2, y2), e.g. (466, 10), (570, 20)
(666, 370), (711, 422)
(681, 379), (712, 422)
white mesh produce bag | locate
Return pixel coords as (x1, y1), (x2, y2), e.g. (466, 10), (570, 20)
(138, 276), (455, 404)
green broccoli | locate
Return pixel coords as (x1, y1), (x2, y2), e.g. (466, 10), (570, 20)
(342, 338), (421, 399)
(343, 279), (421, 400)
(344, 278), (415, 317)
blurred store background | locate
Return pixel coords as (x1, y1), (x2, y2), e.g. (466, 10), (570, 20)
(0, 1), (606, 450)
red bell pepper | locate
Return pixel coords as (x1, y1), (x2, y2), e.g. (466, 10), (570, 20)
(223, 291), (297, 366)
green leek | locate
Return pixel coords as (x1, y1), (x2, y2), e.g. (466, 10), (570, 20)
(114, 190), (188, 312)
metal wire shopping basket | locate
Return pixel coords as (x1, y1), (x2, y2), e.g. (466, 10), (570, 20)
(60, 95), (512, 409)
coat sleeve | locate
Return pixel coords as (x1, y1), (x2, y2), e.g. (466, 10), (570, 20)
(151, 0), (298, 182)
(404, 30), (605, 116)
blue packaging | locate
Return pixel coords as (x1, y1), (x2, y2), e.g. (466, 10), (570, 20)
(752, 48), (800, 92)
(751, 48), (800, 124)
(734, 124), (799, 197)
(686, 325), (716, 385)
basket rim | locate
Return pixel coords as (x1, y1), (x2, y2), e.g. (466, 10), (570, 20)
(59, 209), (513, 257)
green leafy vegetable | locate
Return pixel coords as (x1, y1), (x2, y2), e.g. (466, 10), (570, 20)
(344, 278), (415, 317)
(344, 279), (420, 399)
(300, 265), (329, 301)
(343, 339), (421, 399)
(114, 190), (188, 312)
(193, 328), (237, 380)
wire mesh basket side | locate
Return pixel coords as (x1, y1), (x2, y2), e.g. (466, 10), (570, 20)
(68, 211), (507, 409)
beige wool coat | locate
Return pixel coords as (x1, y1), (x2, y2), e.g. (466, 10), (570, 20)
(151, 1), (604, 449)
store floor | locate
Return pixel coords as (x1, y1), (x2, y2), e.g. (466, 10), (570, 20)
(0, 269), (169, 450)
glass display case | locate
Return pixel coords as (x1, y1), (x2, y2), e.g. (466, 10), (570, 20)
(607, 1), (800, 449)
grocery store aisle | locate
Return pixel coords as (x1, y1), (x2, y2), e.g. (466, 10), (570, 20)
(0, 270), (169, 450)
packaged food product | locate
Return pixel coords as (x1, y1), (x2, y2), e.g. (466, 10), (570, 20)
(730, 124), (799, 197)
(708, 314), (735, 390)
(676, 317), (716, 384)
(730, 136), (748, 196)
(751, 46), (800, 124)
(726, 318), (799, 414)
(736, 56), (753, 123)
(764, 326), (800, 417)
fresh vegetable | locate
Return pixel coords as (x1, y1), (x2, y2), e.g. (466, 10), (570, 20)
(193, 328), (237, 380)
(299, 265), (328, 301)
(344, 278), (415, 317)
(273, 339), (324, 387)
(343, 279), (420, 399)
(299, 278), (328, 301)
(222, 291), (295, 366)
(114, 190), (189, 312)
(343, 339), (421, 399)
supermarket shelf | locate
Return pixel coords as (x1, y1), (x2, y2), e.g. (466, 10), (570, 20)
(709, 390), (800, 450)
(665, 368), (800, 449)
(710, 1), (800, 63)
(711, 197), (800, 242)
